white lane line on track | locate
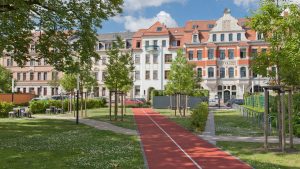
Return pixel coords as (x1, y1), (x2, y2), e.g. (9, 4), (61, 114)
(141, 109), (202, 169)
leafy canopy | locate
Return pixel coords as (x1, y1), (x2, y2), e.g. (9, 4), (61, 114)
(0, 65), (12, 93)
(0, 0), (123, 72)
(104, 36), (134, 92)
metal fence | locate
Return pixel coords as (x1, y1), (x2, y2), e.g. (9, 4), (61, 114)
(152, 96), (208, 109)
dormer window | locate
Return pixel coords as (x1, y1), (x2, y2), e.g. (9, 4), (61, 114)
(257, 33), (263, 40)
(237, 33), (241, 41)
(208, 24), (214, 29)
(156, 27), (162, 32)
(221, 34), (225, 42)
(192, 24), (198, 29)
(192, 34), (199, 43)
(229, 33), (233, 41)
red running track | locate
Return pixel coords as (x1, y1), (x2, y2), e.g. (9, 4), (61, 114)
(133, 108), (252, 169)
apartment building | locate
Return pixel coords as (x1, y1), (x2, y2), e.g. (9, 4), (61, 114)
(132, 9), (269, 102)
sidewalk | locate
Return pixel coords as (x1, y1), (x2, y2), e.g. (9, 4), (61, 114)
(33, 115), (137, 136)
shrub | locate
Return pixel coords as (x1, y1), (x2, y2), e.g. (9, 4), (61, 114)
(190, 102), (209, 132)
(29, 100), (48, 114)
(0, 102), (14, 118)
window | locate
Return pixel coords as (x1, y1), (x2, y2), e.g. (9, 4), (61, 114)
(29, 88), (34, 94)
(153, 40), (158, 46)
(43, 72), (47, 80)
(37, 59), (42, 66)
(43, 88), (47, 96)
(102, 56), (107, 65)
(212, 34), (217, 42)
(253, 72), (258, 78)
(104, 43), (112, 50)
(153, 54), (158, 64)
(102, 87), (106, 96)
(135, 86), (140, 96)
(257, 33), (263, 40)
(251, 49), (258, 57)
(153, 70), (158, 80)
(192, 24), (198, 29)
(44, 59), (47, 65)
(171, 40), (180, 47)
(135, 55), (140, 64)
(23, 88), (26, 93)
(228, 49), (234, 59)
(237, 33), (241, 41)
(218, 85), (223, 90)
(164, 54), (172, 63)
(162, 40), (166, 47)
(23, 73), (26, 81)
(136, 41), (141, 48)
(17, 88), (20, 93)
(30, 44), (35, 52)
(145, 54), (150, 64)
(208, 49), (214, 60)
(232, 85), (237, 90)
(156, 27), (162, 32)
(193, 34), (198, 43)
(30, 72), (34, 80)
(17, 73), (21, 81)
(240, 48), (247, 59)
(188, 51), (193, 60)
(240, 67), (246, 78)
(229, 67), (234, 78)
(98, 43), (104, 50)
(208, 67), (214, 78)
(135, 71), (140, 80)
(219, 50), (225, 60)
(272, 67), (277, 74)
(126, 39), (132, 49)
(229, 33), (233, 41)
(6, 58), (12, 66)
(94, 72), (99, 80)
(145, 40), (149, 47)
(261, 48), (267, 53)
(197, 68), (202, 78)
(221, 34), (225, 41)
(208, 24), (214, 28)
(145, 71), (150, 80)
(38, 72), (41, 80)
(164, 70), (170, 79)
(197, 50), (202, 60)
(30, 59), (35, 66)
(220, 67), (225, 78)
(102, 72), (107, 81)
(52, 72), (58, 80)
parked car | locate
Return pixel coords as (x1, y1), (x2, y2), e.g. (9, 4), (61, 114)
(226, 99), (244, 107)
(209, 99), (219, 107)
(133, 98), (146, 104)
(125, 98), (144, 105)
(51, 95), (69, 100)
(30, 97), (49, 102)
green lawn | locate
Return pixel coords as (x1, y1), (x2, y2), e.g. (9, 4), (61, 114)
(0, 118), (144, 169)
(85, 108), (137, 130)
(155, 109), (193, 131)
(217, 141), (300, 169)
(214, 110), (264, 136)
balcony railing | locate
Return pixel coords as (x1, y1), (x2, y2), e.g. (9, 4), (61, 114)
(145, 45), (159, 51)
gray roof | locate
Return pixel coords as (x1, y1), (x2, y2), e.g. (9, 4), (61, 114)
(97, 32), (135, 41)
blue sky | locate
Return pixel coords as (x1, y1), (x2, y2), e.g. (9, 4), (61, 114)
(98, 0), (260, 33)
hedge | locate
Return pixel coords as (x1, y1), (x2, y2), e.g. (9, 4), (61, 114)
(0, 102), (14, 118)
(29, 98), (106, 114)
(190, 102), (209, 132)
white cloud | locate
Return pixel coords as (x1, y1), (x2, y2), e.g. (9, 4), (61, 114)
(114, 11), (178, 32)
(232, 0), (259, 7)
(123, 0), (186, 12)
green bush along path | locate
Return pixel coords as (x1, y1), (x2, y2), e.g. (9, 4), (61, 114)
(0, 118), (144, 169)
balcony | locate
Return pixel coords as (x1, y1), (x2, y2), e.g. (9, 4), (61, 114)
(145, 45), (159, 52)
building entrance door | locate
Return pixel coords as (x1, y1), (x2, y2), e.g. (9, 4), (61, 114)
(224, 90), (230, 103)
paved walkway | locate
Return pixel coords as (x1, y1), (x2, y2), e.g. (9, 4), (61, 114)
(133, 108), (252, 169)
(33, 115), (137, 136)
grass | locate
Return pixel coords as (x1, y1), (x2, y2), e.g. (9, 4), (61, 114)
(243, 105), (264, 113)
(85, 108), (137, 130)
(0, 118), (144, 169)
(217, 141), (300, 169)
(214, 110), (264, 136)
(155, 109), (193, 131)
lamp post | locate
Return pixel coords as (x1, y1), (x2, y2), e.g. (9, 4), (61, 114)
(76, 75), (80, 124)
(11, 79), (14, 103)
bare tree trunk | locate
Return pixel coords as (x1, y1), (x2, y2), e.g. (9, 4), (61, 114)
(264, 89), (269, 150)
(288, 90), (293, 148)
(281, 92), (286, 152)
(185, 95), (188, 115)
(80, 91), (83, 117)
(277, 91), (282, 150)
(109, 91), (112, 121)
(73, 91), (76, 117)
(114, 91), (118, 120)
(176, 94), (179, 117)
(121, 93), (124, 121)
(85, 92), (87, 117)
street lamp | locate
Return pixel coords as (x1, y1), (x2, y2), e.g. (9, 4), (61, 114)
(76, 74), (80, 124)
(11, 79), (14, 103)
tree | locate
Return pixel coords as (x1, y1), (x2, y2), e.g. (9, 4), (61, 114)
(248, 0), (300, 151)
(0, 65), (12, 93)
(60, 74), (77, 93)
(105, 36), (134, 121)
(165, 49), (199, 116)
(0, 0), (123, 72)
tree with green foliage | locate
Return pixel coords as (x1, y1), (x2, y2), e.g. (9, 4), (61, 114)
(60, 74), (77, 93)
(165, 49), (200, 116)
(0, 65), (12, 93)
(0, 0), (123, 73)
(105, 36), (134, 121)
(248, 0), (300, 151)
